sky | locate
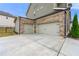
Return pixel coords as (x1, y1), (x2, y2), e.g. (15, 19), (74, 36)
(0, 3), (30, 17)
(71, 3), (79, 21)
(0, 3), (78, 20)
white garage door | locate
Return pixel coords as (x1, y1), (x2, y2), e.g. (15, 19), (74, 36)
(37, 23), (59, 36)
(24, 24), (33, 34)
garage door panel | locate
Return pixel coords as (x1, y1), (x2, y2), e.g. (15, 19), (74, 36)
(24, 25), (33, 34)
(38, 23), (59, 36)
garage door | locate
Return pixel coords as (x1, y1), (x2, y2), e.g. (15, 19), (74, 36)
(37, 23), (59, 36)
(24, 24), (33, 34)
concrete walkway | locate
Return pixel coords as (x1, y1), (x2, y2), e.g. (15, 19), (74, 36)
(0, 34), (79, 56)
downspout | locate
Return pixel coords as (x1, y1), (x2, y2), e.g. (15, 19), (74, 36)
(64, 8), (71, 37)
(64, 10), (66, 38)
(69, 8), (71, 27)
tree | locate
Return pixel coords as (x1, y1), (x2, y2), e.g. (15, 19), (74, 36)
(69, 14), (79, 38)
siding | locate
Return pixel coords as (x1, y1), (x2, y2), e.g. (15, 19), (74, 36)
(0, 15), (15, 27)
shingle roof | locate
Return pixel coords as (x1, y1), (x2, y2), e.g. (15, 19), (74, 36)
(0, 11), (16, 18)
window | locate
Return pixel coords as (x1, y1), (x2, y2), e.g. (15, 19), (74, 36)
(57, 3), (61, 7)
(36, 6), (43, 11)
(57, 3), (67, 8)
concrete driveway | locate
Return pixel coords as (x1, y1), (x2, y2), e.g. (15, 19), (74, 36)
(59, 38), (79, 56)
(1, 34), (79, 56)
(0, 34), (64, 56)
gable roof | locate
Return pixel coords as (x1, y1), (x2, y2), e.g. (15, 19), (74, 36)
(0, 11), (16, 18)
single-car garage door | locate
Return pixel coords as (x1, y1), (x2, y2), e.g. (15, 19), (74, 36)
(23, 24), (33, 34)
(37, 23), (60, 36)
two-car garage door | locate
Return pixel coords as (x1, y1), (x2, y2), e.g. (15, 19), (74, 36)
(36, 23), (60, 36)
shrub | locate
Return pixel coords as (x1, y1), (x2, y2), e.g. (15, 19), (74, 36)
(68, 14), (79, 38)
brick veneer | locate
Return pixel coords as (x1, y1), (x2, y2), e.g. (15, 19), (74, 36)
(19, 9), (70, 37)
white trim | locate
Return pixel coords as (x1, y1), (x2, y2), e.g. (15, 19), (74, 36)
(53, 8), (67, 10)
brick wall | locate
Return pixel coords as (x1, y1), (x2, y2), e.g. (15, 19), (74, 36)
(19, 9), (70, 37)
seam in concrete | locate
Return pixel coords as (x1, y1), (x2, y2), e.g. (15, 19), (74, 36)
(30, 38), (59, 53)
(23, 36), (66, 56)
(37, 41), (58, 52)
(57, 38), (66, 56)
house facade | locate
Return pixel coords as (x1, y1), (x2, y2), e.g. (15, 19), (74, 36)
(0, 11), (16, 36)
(16, 3), (72, 38)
